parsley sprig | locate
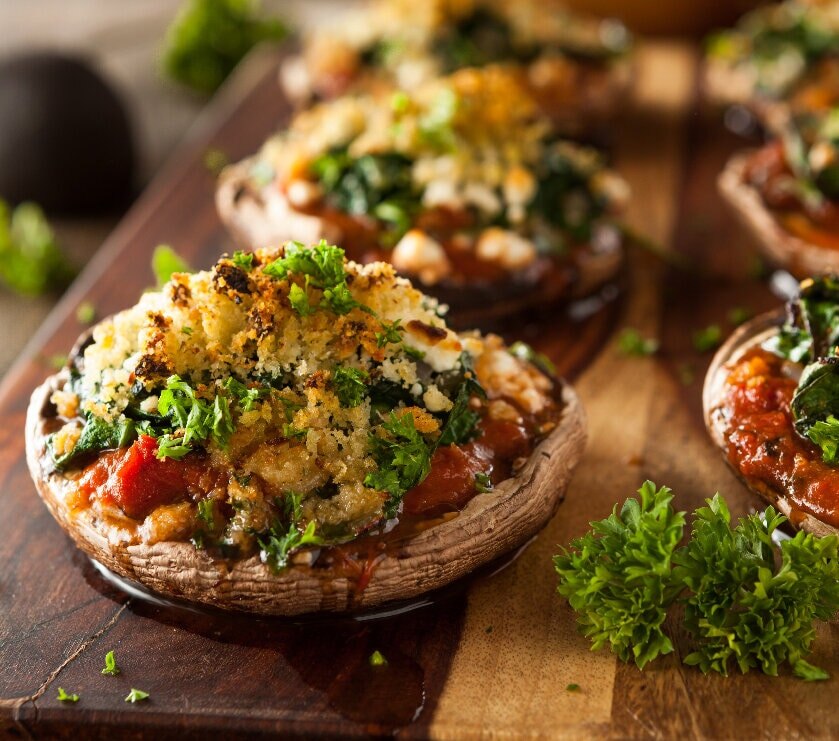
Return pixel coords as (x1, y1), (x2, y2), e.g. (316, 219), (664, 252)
(555, 482), (839, 679)
(258, 491), (323, 572)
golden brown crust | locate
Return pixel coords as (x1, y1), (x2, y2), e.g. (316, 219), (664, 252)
(718, 150), (839, 278)
(26, 370), (587, 615)
(702, 311), (839, 537)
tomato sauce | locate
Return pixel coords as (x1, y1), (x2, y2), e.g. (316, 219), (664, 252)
(744, 141), (839, 249)
(79, 435), (217, 520)
(721, 348), (839, 528)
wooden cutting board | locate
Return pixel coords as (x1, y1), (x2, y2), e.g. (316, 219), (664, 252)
(3, 41), (838, 739)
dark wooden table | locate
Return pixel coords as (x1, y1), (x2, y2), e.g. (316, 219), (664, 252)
(2, 41), (838, 739)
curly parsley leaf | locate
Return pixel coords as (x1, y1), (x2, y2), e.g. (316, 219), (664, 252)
(333, 366), (369, 408)
(676, 496), (839, 678)
(553, 481), (686, 669)
(258, 491), (324, 572)
(162, 0), (288, 95)
(155, 374), (234, 457)
(264, 241), (366, 316)
(231, 250), (254, 271)
(618, 328), (659, 357)
(0, 200), (76, 297)
(124, 688), (149, 703)
(437, 354), (486, 447)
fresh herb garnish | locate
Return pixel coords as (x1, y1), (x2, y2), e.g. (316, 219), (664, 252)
(0, 199), (75, 296)
(156, 374), (233, 457)
(76, 301), (96, 325)
(555, 481), (839, 678)
(806, 415), (839, 463)
(727, 306), (751, 326)
(258, 491), (323, 572)
(203, 147), (229, 176)
(369, 650), (388, 667)
(618, 328), (658, 357)
(152, 244), (192, 287)
(554, 481), (685, 669)
(264, 241), (366, 316)
(161, 0), (287, 95)
(364, 412), (433, 516)
(231, 250), (254, 271)
(101, 650), (120, 676)
(438, 354), (486, 447)
(677, 495), (839, 677)
(332, 366), (369, 408)
(566, 683), (581, 692)
(475, 472), (492, 493)
(57, 687), (80, 703)
(124, 688), (149, 703)
(692, 324), (722, 353)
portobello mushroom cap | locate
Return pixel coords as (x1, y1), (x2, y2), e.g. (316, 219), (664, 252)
(26, 363), (586, 616)
(718, 150), (839, 278)
(703, 310), (839, 537)
(215, 159), (624, 325)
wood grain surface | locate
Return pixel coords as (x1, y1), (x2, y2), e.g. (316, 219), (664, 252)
(3, 40), (839, 739)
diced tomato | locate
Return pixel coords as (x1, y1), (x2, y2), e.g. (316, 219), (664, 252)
(80, 435), (193, 519)
(402, 444), (485, 517)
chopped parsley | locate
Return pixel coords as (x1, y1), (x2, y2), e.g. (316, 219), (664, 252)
(152, 244), (192, 287)
(231, 250), (254, 271)
(727, 306), (751, 326)
(618, 328), (659, 357)
(332, 366), (369, 408)
(692, 324), (722, 353)
(475, 472), (492, 493)
(196, 499), (215, 527)
(124, 688), (149, 703)
(156, 375), (234, 458)
(375, 318), (404, 347)
(101, 650), (120, 676)
(364, 412), (433, 517)
(76, 301), (96, 325)
(437, 355), (486, 446)
(57, 687), (79, 703)
(258, 491), (324, 572)
(264, 241), (366, 315)
(806, 415), (839, 463)
(565, 683), (581, 692)
(369, 650), (388, 667)
(508, 341), (556, 376)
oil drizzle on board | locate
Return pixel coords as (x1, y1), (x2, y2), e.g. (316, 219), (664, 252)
(79, 543), (531, 735)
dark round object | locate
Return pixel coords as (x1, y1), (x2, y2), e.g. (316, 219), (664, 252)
(0, 52), (136, 214)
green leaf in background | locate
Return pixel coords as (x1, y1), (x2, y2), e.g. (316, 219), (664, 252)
(0, 199), (76, 296)
(162, 0), (288, 95)
(152, 244), (192, 287)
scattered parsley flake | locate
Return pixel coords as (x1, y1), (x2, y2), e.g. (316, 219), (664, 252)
(57, 687), (79, 703)
(692, 324), (723, 353)
(152, 244), (192, 287)
(76, 301), (96, 324)
(618, 328), (659, 357)
(124, 688), (149, 703)
(231, 250), (254, 271)
(566, 683), (581, 692)
(369, 650), (388, 667)
(203, 147), (229, 176)
(101, 650), (120, 676)
(332, 366), (369, 408)
(475, 472), (493, 493)
(727, 306), (752, 326)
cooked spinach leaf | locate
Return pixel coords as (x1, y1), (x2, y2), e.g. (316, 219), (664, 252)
(50, 413), (136, 470)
